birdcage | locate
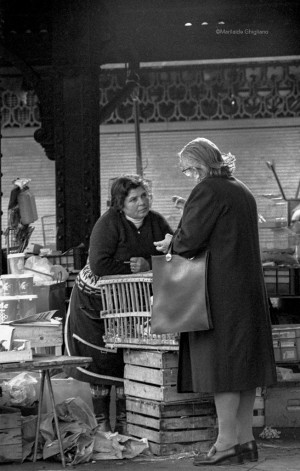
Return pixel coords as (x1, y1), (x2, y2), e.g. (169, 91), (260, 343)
(99, 272), (178, 350)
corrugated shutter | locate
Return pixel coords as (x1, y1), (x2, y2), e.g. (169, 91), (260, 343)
(1, 118), (299, 251)
(100, 119), (300, 230)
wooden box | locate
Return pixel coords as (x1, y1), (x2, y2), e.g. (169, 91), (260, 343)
(0, 406), (22, 463)
(123, 349), (206, 403)
(13, 322), (63, 355)
(0, 339), (32, 363)
(126, 396), (216, 455)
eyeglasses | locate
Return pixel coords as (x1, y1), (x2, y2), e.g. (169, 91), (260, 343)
(181, 167), (194, 177)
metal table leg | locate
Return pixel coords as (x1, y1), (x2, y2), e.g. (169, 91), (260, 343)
(33, 369), (45, 462)
(45, 369), (66, 467)
(33, 369), (66, 467)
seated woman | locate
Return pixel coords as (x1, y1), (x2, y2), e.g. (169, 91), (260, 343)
(65, 174), (173, 433)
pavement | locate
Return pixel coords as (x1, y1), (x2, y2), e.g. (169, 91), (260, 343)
(1, 438), (300, 471)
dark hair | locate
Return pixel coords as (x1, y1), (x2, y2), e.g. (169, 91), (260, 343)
(110, 174), (149, 210)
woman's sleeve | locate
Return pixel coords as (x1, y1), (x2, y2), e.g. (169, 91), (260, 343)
(172, 183), (221, 258)
(159, 213), (174, 236)
(89, 214), (131, 276)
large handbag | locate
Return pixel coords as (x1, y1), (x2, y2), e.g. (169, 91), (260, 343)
(151, 249), (213, 334)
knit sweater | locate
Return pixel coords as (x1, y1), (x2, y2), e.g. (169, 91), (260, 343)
(88, 207), (173, 277)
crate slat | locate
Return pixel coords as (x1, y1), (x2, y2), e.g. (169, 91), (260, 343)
(126, 397), (215, 418)
(127, 423), (216, 444)
(127, 411), (216, 430)
(123, 349), (179, 368)
(124, 364), (177, 386)
(124, 379), (203, 403)
(149, 441), (212, 456)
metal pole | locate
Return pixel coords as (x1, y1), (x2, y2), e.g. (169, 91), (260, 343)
(0, 106), (2, 274)
(133, 97), (143, 177)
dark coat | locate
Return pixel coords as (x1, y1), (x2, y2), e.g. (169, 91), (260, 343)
(65, 208), (173, 385)
(173, 176), (277, 393)
(89, 208), (172, 276)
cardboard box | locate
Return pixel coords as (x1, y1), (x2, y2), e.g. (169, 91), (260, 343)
(41, 377), (93, 413)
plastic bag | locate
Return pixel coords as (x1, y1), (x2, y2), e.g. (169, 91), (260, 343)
(24, 255), (68, 283)
(1, 372), (38, 407)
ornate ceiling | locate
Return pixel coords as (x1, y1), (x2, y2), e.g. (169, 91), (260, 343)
(1, 0), (300, 70)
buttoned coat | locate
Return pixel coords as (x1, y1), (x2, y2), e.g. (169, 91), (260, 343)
(173, 176), (277, 393)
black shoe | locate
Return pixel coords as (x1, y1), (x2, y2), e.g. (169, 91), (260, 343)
(193, 444), (244, 466)
(240, 440), (258, 462)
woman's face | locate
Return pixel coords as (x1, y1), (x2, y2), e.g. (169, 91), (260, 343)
(180, 155), (208, 182)
(123, 186), (150, 219)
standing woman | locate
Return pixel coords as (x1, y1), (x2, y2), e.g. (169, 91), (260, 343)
(65, 174), (172, 433)
(155, 138), (276, 466)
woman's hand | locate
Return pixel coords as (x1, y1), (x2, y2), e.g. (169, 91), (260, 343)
(129, 257), (150, 273)
(153, 233), (173, 254)
(172, 195), (186, 214)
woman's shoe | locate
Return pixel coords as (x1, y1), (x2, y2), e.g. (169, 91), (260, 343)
(193, 444), (244, 466)
(240, 440), (258, 462)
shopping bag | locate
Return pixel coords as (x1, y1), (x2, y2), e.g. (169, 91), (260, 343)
(151, 250), (213, 334)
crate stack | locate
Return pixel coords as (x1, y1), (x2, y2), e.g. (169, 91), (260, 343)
(263, 265), (300, 429)
(123, 349), (217, 455)
(99, 273), (217, 455)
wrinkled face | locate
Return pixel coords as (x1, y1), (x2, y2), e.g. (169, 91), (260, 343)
(180, 154), (208, 182)
(123, 186), (150, 219)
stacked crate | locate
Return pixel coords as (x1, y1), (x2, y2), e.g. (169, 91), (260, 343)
(99, 273), (217, 455)
(123, 349), (217, 455)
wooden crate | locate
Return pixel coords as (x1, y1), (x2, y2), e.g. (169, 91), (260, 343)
(0, 406), (22, 463)
(0, 339), (32, 363)
(13, 322), (63, 355)
(126, 396), (216, 455)
(123, 349), (206, 403)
